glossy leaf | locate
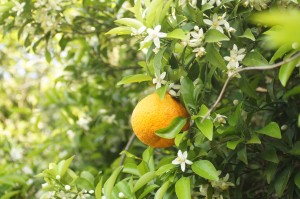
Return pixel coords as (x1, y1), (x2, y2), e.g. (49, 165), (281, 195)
(154, 181), (170, 199)
(138, 184), (159, 199)
(106, 26), (132, 35)
(103, 166), (123, 198)
(133, 171), (156, 192)
(257, 122), (282, 139)
(117, 74), (152, 85)
(155, 117), (187, 139)
(239, 28), (255, 41)
(192, 160), (219, 181)
(114, 18), (143, 29)
(167, 29), (186, 40)
(270, 44), (292, 63)
(175, 177), (191, 199)
(195, 105), (213, 141)
(155, 164), (175, 176)
(58, 156), (74, 177)
(180, 76), (197, 110)
(205, 43), (226, 69)
(274, 166), (292, 197)
(205, 29), (229, 43)
(95, 177), (103, 199)
(294, 172), (300, 189)
(242, 51), (268, 67)
(279, 57), (299, 87)
(227, 138), (243, 150)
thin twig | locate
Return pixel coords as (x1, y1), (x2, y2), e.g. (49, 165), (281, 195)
(119, 133), (136, 166)
(201, 52), (300, 122)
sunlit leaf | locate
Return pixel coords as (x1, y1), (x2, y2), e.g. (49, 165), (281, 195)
(257, 122), (282, 139)
(192, 160), (219, 181)
(155, 117), (187, 139)
(175, 177), (191, 199)
(117, 74), (152, 85)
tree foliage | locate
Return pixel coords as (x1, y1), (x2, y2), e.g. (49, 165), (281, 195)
(1, 0), (300, 198)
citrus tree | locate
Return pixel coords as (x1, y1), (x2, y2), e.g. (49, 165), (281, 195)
(1, 0), (300, 198)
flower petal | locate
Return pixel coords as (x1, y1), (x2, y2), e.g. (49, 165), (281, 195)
(185, 160), (193, 165)
(180, 162), (186, 172)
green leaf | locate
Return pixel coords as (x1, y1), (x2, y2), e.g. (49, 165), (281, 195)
(153, 47), (167, 74)
(205, 43), (226, 69)
(45, 48), (51, 63)
(274, 166), (292, 197)
(1, 191), (20, 199)
(180, 76), (197, 110)
(289, 141), (300, 155)
(227, 138), (243, 150)
(205, 29), (229, 43)
(195, 105), (213, 141)
(156, 84), (168, 100)
(294, 172), (300, 189)
(167, 29), (187, 40)
(155, 164), (175, 176)
(103, 166), (123, 198)
(264, 163), (277, 184)
(133, 0), (142, 21)
(175, 177), (191, 199)
(138, 184), (159, 199)
(247, 134), (261, 144)
(237, 146), (248, 165)
(261, 146), (279, 163)
(146, 0), (164, 27)
(106, 26), (132, 35)
(114, 18), (143, 29)
(283, 85), (300, 99)
(133, 171), (156, 192)
(257, 122), (282, 139)
(123, 163), (140, 176)
(279, 57), (299, 87)
(155, 117), (187, 139)
(242, 51), (268, 67)
(117, 74), (152, 85)
(81, 171), (95, 185)
(95, 177), (103, 199)
(154, 181), (170, 199)
(239, 28), (255, 41)
(192, 160), (219, 181)
(58, 156), (75, 177)
(175, 131), (188, 146)
(298, 114), (300, 127)
(270, 44), (292, 63)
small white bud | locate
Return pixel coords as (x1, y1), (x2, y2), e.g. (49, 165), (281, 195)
(281, 124), (288, 131)
(292, 42), (299, 49)
(56, 175), (61, 180)
(65, 185), (71, 191)
(118, 192), (125, 198)
(89, 190), (94, 194)
(233, 99), (239, 105)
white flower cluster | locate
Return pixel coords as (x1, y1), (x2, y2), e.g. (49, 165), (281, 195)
(224, 44), (246, 77)
(188, 26), (206, 58)
(199, 172), (234, 199)
(204, 13), (236, 36)
(152, 72), (181, 96)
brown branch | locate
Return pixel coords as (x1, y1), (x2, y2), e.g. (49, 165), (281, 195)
(119, 133), (136, 166)
(201, 52), (300, 122)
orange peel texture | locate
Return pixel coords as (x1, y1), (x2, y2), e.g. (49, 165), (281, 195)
(131, 93), (189, 148)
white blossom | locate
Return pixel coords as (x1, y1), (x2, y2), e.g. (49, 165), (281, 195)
(118, 192), (125, 198)
(65, 185), (71, 191)
(192, 47), (206, 58)
(188, 26), (205, 47)
(56, 175), (61, 180)
(153, 72), (167, 89)
(10, 147), (24, 161)
(224, 44), (246, 77)
(204, 13), (226, 33)
(144, 25), (167, 49)
(76, 115), (92, 130)
(12, 0), (26, 16)
(202, 0), (221, 6)
(168, 83), (181, 97)
(213, 114), (227, 124)
(172, 150), (193, 172)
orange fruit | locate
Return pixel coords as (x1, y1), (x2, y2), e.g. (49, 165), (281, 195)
(131, 92), (190, 148)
